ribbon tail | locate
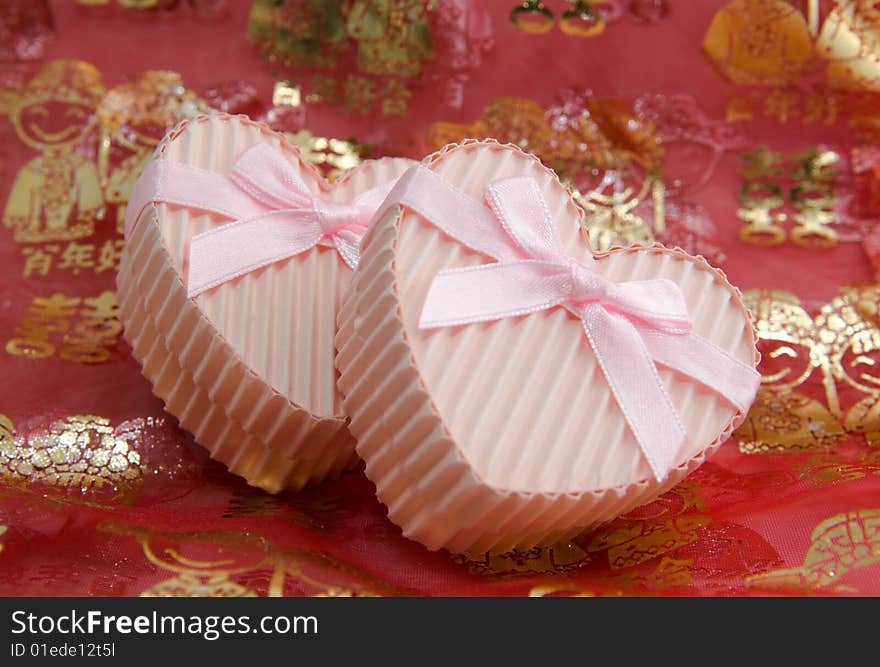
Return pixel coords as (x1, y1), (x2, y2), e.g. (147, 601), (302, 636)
(187, 210), (323, 298)
(611, 279), (692, 333)
(582, 304), (687, 482)
(353, 177), (399, 211)
(419, 261), (570, 328)
(639, 328), (761, 413)
(332, 229), (363, 271)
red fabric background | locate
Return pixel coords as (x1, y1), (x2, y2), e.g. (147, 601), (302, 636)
(1, 0), (879, 596)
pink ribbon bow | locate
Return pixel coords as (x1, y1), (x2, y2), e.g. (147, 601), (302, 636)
(376, 166), (760, 482)
(125, 143), (398, 297)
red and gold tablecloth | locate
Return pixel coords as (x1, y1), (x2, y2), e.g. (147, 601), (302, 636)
(1, 0), (880, 596)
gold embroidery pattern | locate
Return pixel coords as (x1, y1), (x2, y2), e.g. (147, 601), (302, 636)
(248, 0), (434, 116)
(0, 525), (6, 556)
(101, 523), (410, 597)
(427, 96), (664, 249)
(3, 60), (105, 243)
(0, 415), (143, 497)
(797, 450), (880, 488)
(452, 542), (590, 577)
(735, 287), (880, 453)
(458, 483), (705, 587)
(747, 508), (880, 591)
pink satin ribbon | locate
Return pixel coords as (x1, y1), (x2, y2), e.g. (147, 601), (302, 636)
(375, 165), (760, 482)
(125, 143), (399, 297)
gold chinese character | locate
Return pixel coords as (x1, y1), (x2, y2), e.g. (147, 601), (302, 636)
(95, 239), (125, 274)
(57, 241), (96, 274)
(738, 181), (787, 245)
(28, 294), (81, 324)
(79, 291), (118, 321)
(764, 88), (800, 123)
(790, 181), (837, 247)
(21, 245), (60, 277)
(739, 146), (786, 179)
(791, 149), (839, 181)
(60, 292), (120, 363)
(726, 94), (756, 122)
(803, 92), (841, 125)
(5, 294), (81, 359)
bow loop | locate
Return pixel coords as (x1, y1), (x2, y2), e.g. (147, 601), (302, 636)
(228, 143), (316, 211)
(404, 168), (760, 483)
(125, 141), (404, 298)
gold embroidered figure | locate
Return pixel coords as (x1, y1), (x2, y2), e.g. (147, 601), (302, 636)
(734, 290), (845, 453)
(747, 509), (880, 591)
(817, 0), (880, 91)
(703, 0), (815, 86)
(97, 71), (207, 232)
(816, 293), (880, 445)
(3, 61), (105, 243)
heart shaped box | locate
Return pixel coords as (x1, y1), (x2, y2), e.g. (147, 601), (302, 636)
(117, 113), (415, 492)
(336, 140), (760, 553)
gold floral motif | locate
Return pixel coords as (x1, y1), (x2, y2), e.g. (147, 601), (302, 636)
(3, 61), (105, 243)
(0, 525), (6, 555)
(101, 523), (408, 597)
(452, 541), (590, 577)
(746, 508), (880, 591)
(0, 415), (143, 498)
(735, 287), (880, 452)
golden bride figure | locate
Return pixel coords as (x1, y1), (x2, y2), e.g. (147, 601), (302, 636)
(96, 70), (207, 232)
(3, 60), (105, 243)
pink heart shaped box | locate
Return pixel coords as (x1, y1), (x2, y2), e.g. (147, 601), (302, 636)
(117, 113), (415, 492)
(335, 140), (760, 553)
